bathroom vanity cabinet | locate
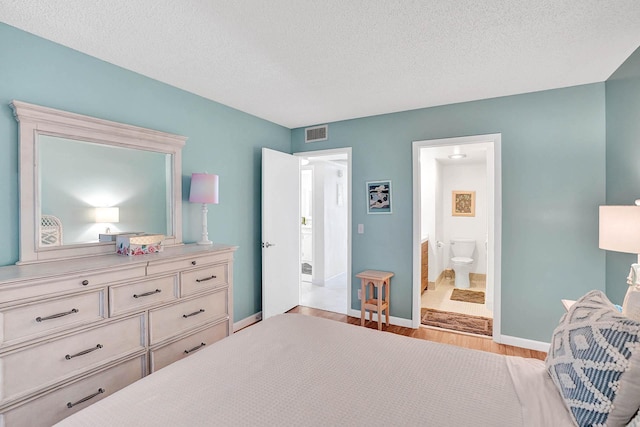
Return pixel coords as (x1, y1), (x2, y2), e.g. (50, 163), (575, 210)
(421, 239), (429, 293)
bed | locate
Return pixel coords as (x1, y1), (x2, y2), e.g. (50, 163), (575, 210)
(55, 291), (640, 427)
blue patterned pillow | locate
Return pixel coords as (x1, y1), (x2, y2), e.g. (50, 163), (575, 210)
(546, 290), (640, 426)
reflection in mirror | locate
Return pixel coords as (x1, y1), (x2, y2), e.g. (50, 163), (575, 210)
(39, 135), (172, 247)
(12, 99), (185, 264)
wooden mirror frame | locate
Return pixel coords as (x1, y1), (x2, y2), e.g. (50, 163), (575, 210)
(11, 100), (186, 264)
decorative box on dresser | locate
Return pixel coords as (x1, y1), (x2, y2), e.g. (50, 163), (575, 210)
(0, 243), (237, 427)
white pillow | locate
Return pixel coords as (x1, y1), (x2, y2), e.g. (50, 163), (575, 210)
(546, 290), (640, 426)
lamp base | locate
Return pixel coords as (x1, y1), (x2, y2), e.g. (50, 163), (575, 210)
(196, 203), (213, 246)
(623, 285), (640, 321)
(623, 263), (640, 321)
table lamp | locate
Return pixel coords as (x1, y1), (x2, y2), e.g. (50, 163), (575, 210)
(95, 207), (119, 234)
(189, 173), (219, 245)
(599, 203), (640, 321)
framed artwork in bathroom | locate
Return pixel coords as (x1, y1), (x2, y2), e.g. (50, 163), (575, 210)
(452, 190), (475, 217)
(366, 180), (392, 214)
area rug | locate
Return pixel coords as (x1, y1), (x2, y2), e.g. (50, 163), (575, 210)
(421, 308), (492, 336)
(450, 288), (485, 304)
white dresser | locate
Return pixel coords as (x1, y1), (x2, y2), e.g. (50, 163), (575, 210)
(0, 243), (236, 426)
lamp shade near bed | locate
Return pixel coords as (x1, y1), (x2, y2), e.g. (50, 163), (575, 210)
(189, 173), (219, 245)
(599, 205), (640, 321)
(599, 206), (640, 254)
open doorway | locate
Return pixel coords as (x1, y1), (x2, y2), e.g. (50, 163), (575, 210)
(295, 148), (352, 315)
(412, 134), (502, 340)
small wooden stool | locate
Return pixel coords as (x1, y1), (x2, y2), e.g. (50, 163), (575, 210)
(356, 270), (394, 330)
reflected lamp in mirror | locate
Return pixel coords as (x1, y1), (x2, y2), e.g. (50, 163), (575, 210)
(95, 207), (120, 234)
(11, 100), (186, 263)
(189, 173), (219, 245)
(599, 205), (640, 321)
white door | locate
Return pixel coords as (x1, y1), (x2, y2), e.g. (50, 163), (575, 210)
(262, 148), (301, 320)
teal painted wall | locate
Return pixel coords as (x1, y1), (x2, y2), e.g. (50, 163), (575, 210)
(0, 22), (626, 343)
(292, 85), (607, 342)
(605, 46), (640, 304)
(0, 23), (291, 322)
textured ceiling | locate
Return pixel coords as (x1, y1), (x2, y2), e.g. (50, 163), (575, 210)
(2, 1), (640, 128)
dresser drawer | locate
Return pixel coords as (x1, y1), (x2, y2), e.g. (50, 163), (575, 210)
(149, 320), (228, 372)
(149, 289), (228, 345)
(146, 251), (232, 276)
(0, 266), (146, 303)
(0, 289), (106, 349)
(0, 314), (145, 405)
(109, 275), (178, 317)
(181, 264), (228, 297)
(0, 354), (145, 427)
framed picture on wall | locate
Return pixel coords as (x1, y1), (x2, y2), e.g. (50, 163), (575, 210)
(367, 180), (392, 214)
(452, 190), (475, 217)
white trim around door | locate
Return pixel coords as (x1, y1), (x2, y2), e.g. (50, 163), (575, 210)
(412, 134), (503, 343)
(294, 147), (352, 317)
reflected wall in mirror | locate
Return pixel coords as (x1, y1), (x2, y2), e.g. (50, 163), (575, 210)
(39, 136), (171, 246)
(12, 100), (186, 264)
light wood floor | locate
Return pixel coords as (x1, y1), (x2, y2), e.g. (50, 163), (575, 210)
(288, 305), (547, 361)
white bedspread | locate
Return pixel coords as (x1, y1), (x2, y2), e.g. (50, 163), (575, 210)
(56, 314), (574, 426)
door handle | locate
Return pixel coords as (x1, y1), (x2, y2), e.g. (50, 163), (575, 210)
(262, 242), (276, 248)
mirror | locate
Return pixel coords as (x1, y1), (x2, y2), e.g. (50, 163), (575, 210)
(39, 136), (171, 246)
(12, 100), (186, 264)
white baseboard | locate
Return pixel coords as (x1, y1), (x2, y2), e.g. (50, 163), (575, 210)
(498, 334), (550, 353)
(350, 306), (548, 352)
(325, 271), (347, 282)
(235, 309), (548, 353)
(311, 272), (348, 286)
(233, 311), (262, 332)
(348, 309), (413, 328)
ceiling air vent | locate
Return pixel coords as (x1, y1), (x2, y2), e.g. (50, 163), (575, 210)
(305, 125), (328, 143)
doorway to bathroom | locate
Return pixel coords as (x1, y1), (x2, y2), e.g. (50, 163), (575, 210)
(295, 148), (351, 315)
(412, 134), (502, 339)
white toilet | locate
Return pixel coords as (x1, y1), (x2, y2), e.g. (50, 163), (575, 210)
(450, 239), (475, 289)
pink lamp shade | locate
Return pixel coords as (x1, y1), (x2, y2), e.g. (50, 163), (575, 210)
(189, 173), (219, 204)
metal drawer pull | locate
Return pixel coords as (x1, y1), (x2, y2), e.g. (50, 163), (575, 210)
(183, 309), (205, 318)
(184, 343), (206, 354)
(65, 344), (103, 360)
(133, 289), (161, 298)
(191, 260), (197, 265)
(195, 275), (217, 283)
(36, 308), (79, 322)
(81, 280), (89, 286)
(67, 388), (105, 408)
